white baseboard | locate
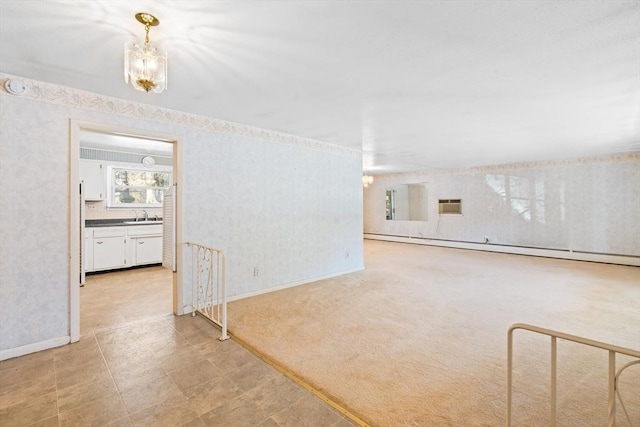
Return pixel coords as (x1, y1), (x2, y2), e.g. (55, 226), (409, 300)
(363, 234), (640, 266)
(0, 335), (71, 361)
(227, 266), (365, 303)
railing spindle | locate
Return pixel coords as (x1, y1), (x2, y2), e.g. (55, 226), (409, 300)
(507, 323), (638, 427)
(607, 351), (616, 427)
(186, 242), (229, 341)
(550, 336), (557, 427)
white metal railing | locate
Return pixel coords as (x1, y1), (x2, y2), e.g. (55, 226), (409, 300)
(186, 242), (229, 341)
(507, 323), (640, 427)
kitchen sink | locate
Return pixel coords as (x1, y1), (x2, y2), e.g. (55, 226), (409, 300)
(123, 221), (163, 225)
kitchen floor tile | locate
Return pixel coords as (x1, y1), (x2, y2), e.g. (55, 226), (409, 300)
(270, 394), (349, 427)
(54, 358), (112, 391)
(0, 392), (58, 427)
(0, 358), (54, 389)
(119, 374), (183, 414)
(199, 394), (268, 426)
(182, 377), (243, 416)
(58, 390), (127, 427)
(0, 371), (56, 411)
(56, 374), (119, 413)
(0, 349), (53, 372)
(166, 359), (223, 392)
(129, 395), (200, 427)
(24, 415), (60, 427)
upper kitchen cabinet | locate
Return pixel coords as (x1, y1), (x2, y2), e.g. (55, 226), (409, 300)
(79, 160), (105, 201)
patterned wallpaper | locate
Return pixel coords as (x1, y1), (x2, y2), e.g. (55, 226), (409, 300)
(364, 156), (640, 256)
(0, 73), (364, 356)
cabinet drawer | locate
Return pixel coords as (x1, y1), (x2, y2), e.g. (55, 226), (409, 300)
(93, 227), (126, 238)
(127, 225), (162, 236)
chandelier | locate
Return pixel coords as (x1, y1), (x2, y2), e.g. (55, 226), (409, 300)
(362, 174), (374, 188)
(124, 13), (167, 93)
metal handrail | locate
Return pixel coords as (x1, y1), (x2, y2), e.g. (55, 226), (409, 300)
(186, 242), (229, 341)
(507, 323), (640, 427)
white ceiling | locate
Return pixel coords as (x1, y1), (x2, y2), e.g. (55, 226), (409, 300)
(1, 1), (638, 174)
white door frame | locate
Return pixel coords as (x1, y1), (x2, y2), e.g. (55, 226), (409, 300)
(69, 120), (183, 342)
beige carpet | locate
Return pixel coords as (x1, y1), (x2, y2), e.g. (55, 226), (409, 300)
(228, 240), (640, 426)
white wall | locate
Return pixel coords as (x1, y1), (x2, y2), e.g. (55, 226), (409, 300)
(181, 130), (363, 300)
(364, 156), (640, 258)
(0, 74), (363, 358)
(0, 94), (71, 354)
(407, 184), (428, 221)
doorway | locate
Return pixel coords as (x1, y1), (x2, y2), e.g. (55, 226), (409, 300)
(69, 121), (183, 342)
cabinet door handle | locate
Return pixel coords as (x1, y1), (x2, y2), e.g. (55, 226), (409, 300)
(96, 241), (104, 244)
(138, 241), (145, 244)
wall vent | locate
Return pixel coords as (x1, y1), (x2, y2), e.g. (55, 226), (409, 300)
(439, 199), (462, 214)
(80, 148), (172, 166)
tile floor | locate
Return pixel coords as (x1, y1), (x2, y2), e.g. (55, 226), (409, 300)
(0, 266), (356, 426)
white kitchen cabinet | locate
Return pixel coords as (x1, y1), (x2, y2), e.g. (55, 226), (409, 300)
(79, 160), (105, 201)
(92, 228), (127, 270)
(86, 224), (162, 272)
(134, 236), (163, 265)
(128, 225), (163, 266)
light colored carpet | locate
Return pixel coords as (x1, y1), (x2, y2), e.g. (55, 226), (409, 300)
(228, 240), (640, 426)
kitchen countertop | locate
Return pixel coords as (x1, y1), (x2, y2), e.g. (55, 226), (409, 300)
(86, 218), (163, 227)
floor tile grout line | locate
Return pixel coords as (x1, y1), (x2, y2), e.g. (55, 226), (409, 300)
(0, 351), (65, 425)
(260, 392), (312, 426)
(159, 341), (201, 422)
(99, 316), (204, 422)
(88, 313), (174, 336)
(160, 315), (246, 424)
(92, 328), (131, 422)
(53, 348), (61, 427)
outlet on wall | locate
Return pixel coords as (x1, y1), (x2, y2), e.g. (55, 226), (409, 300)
(253, 267), (259, 276)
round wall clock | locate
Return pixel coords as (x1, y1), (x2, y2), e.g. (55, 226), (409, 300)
(142, 156), (156, 167)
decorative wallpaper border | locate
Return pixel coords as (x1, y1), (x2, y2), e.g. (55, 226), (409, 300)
(0, 73), (361, 159)
(377, 152), (640, 180)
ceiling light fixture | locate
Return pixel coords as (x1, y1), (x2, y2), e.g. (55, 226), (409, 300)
(362, 174), (374, 188)
(124, 12), (167, 93)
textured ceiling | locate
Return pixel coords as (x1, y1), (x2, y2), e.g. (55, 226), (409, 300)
(1, 1), (638, 173)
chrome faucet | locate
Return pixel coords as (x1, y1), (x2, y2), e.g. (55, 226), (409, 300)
(142, 210), (149, 221)
(130, 210), (138, 222)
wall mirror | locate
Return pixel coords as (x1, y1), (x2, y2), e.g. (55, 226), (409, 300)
(386, 183), (428, 221)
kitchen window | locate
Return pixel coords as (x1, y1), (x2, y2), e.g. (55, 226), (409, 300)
(107, 166), (172, 208)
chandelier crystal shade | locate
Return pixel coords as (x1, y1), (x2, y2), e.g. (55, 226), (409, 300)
(124, 13), (167, 93)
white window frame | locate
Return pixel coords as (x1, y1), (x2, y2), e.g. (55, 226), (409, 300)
(106, 164), (173, 209)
